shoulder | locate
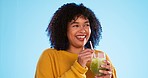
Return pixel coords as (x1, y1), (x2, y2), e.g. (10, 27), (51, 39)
(44, 48), (57, 52)
(37, 48), (59, 63)
(39, 48), (58, 58)
(42, 48), (58, 54)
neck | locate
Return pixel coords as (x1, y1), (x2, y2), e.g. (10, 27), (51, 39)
(67, 46), (84, 54)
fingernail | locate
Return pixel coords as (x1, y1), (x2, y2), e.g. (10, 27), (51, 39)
(104, 60), (107, 62)
(108, 71), (112, 74)
(99, 70), (103, 73)
(101, 65), (104, 67)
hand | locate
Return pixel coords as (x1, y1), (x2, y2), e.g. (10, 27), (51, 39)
(77, 49), (94, 67)
(95, 60), (113, 78)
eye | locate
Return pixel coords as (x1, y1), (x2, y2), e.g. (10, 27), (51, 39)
(86, 24), (90, 26)
(72, 25), (79, 27)
(84, 23), (90, 27)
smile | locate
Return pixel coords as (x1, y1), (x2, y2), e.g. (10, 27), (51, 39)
(76, 35), (86, 39)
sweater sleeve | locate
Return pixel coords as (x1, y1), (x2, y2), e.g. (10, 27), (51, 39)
(58, 61), (88, 78)
(35, 51), (54, 78)
(35, 50), (88, 78)
(106, 54), (117, 78)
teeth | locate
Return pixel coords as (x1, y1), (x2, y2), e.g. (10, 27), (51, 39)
(77, 36), (85, 38)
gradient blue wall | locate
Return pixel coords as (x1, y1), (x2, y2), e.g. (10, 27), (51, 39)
(0, 0), (148, 78)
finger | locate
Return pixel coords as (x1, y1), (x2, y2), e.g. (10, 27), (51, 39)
(78, 52), (93, 57)
(78, 53), (93, 61)
(79, 49), (93, 54)
(101, 65), (112, 71)
(99, 70), (112, 75)
(95, 75), (112, 78)
(81, 54), (93, 60)
(79, 50), (94, 57)
(104, 60), (111, 65)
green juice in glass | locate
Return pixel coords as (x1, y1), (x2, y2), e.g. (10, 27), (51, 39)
(90, 53), (106, 76)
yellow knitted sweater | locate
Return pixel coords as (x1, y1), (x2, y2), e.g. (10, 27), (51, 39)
(35, 48), (117, 78)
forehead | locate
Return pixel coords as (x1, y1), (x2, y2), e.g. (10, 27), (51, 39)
(70, 15), (89, 23)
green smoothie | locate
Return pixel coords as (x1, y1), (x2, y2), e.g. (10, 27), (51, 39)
(90, 56), (106, 76)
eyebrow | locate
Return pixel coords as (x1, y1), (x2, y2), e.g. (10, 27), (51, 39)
(70, 20), (89, 25)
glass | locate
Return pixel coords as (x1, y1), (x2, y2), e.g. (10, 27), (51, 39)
(90, 52), (107, 76)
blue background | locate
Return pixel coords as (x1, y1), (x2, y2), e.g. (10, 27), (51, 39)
(0, 0), (148, 78)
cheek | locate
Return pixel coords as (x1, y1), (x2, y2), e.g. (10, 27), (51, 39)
(87, 28), (91, 36)
(67, 30), (75, 39)
(67, 31), (71, 40)
(86, 29), (91, 40)
(89, 29), (91, 35)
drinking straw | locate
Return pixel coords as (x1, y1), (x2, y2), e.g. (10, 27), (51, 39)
(89, 41), (96, 58)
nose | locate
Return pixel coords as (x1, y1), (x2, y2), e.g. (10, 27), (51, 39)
(80, 27), (86, 33)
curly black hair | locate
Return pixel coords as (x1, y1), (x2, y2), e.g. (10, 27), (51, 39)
(46, 3), (102, 50)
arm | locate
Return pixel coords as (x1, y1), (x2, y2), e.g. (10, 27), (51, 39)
(35, 51), (88, 78)
(58, 61), (88, 78)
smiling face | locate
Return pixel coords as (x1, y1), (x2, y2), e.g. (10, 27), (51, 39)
(67, 15), (91, 50)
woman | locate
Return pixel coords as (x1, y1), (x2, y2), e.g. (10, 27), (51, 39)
(35, 3), (117, 78)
